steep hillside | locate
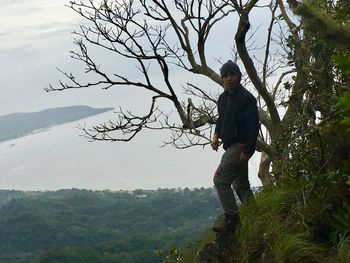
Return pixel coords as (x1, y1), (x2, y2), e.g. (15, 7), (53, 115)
(184, 183), (350, 263)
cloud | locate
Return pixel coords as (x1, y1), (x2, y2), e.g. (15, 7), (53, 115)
(0, 0), (80, 50)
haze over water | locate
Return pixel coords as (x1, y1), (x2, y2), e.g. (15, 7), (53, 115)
(0, 0), (264, 191)
(0, 111), (261, 191)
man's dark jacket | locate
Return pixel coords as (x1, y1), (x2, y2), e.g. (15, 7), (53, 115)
(215, 85), (259, 156)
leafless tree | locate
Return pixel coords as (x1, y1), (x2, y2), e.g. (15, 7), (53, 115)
(47, 0), (305, 185)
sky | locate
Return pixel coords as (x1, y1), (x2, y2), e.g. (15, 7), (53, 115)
(0, 0), (266, 190)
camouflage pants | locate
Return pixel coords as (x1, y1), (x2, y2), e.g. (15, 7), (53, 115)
(213, 144), (254, 216)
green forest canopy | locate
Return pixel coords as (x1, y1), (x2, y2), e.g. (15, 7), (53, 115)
(0, 187), (225, 263)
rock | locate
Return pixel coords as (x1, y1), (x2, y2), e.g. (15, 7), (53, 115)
(195, 232), (236, 263)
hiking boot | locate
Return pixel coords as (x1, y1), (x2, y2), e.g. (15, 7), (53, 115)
(212, 214), (240, 233)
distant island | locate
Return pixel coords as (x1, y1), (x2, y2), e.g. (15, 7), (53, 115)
(0, 105), (113, 142)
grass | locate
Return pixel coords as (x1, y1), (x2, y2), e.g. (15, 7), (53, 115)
(182, 182), (350, 263)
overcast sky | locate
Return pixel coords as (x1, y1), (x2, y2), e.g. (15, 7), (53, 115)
(1, 0), (97, 115)
(0, 0), (270, 190)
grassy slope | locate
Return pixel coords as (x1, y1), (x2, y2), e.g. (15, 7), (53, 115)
(183, 184), (350, 263)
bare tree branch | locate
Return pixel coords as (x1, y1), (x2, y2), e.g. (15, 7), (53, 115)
(47, 0), (313, 183)
(233, 0), (281, 131)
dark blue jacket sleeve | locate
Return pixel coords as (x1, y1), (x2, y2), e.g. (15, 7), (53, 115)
(242, 95), (260, 156)
(214, 95), (222, 137)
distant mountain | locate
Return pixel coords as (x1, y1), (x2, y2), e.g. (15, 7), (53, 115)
(0, 105), (113, 142)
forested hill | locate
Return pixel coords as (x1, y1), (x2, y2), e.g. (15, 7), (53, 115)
(0, 188), (221, 263)
(0, 105), (113, 142)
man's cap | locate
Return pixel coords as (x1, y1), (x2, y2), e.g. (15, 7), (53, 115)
(220, 60), (242, 78)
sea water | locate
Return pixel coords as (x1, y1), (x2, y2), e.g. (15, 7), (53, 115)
(0, 111), (261, 191)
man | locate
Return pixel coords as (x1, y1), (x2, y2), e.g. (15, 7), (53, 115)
(211, 60), (259, 233)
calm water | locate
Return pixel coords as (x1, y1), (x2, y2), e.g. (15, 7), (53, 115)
(1, 0), (263, 191)
(0, 112), (261, 191)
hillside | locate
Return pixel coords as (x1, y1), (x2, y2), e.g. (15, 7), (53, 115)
(184, 182), (350, 263)
(0, 188), (221, 263)
(0, 105), (113, 142)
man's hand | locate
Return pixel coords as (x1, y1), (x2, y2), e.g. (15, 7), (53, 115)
(211, 135), (221, 151)
(239, 152), (250, 164)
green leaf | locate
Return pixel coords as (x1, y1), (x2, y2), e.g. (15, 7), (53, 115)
(337, 92), (350, 114)
(335, 54), (350, 76)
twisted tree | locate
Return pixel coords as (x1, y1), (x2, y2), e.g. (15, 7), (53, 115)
(48, 0), (346, 185)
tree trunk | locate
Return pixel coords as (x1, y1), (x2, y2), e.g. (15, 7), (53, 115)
(258, 152), (272, 186)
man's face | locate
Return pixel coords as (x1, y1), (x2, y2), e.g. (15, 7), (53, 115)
(222, 73), (240, 91)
